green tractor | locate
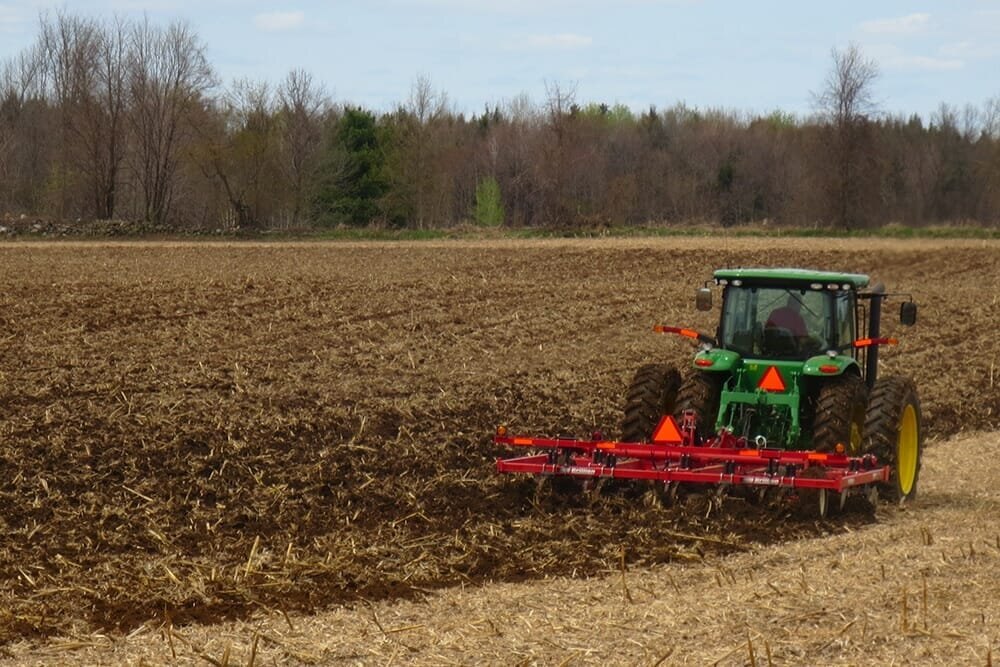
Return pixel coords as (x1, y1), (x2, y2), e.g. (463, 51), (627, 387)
(622, 268), (922, 503)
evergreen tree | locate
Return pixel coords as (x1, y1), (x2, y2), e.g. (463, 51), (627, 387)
(311, 107), (388, 226)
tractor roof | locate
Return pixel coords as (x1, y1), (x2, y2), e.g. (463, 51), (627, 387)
(713, 268), (870, 289)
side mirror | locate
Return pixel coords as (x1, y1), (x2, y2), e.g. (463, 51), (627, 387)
(696, 287), (713, 311)
(900, 301), (917, 326)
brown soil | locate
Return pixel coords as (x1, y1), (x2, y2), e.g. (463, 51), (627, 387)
(0, 237), (997, 647)
(3, 429), (996, 666)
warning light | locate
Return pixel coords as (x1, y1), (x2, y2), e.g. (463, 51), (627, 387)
(854, 337), (899, 348)
(835, 443), (846, 454)
(758, 366), (787, 392)
(652, 415), (684, 444)
(819, 364), (839, 374)
(695, 358), (714, 367)
(496, 425), (508, 437)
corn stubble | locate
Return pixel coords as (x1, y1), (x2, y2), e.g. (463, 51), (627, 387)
(0, 238), (996, 645)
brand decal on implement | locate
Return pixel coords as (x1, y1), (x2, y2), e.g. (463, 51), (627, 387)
(561, 466), (597, 476)
(742, 475), (782, 486)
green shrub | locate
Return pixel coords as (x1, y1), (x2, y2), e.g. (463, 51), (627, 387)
(474, 177), (504, 227)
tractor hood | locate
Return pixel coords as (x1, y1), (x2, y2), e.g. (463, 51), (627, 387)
(695, 348), (860, 381)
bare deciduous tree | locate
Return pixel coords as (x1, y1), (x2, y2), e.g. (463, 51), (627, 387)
(983, 96), (1000, 139)
(38, 11), (101, 217)
(277, 69), (329, 225)
(815, 43), (879, 128)
(390, 74), (450, 228)
(89, 17), (129, 219)
(540, 80), (577, 224)
(0, 46), (50, 213)
(127, 18), (215, 224)
(814, 43), (880, 229)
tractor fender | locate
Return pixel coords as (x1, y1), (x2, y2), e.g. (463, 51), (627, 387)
(801, 354), (861, 377)
(692, 348), (740, 373)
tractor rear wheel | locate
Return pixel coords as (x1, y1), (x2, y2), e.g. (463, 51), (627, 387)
(865, 375), (922, 504)
(673, 371), (722, 443)
(621, 364), (682, 443)
(812, 374), (868, 453)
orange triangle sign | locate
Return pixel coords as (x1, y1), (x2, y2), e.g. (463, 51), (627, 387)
(758, 366), (787, 392)
(652, 415), (683, 444)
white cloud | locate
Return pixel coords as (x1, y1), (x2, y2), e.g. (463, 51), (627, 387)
(890, 54), (963, 71)
(866, 43), (963, 72)
(253, 11), (305, 32)
(861, 13), (930, 35)
(519, 33), (593, 49)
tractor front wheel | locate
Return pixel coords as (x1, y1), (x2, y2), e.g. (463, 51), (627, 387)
(812, 374), (868, 454)
(621, 364), (682, 443)
(865, 375), (922, 504)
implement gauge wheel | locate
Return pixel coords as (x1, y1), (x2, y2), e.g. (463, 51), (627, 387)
(865, 375), (922, 504)
(813, 374), (868, 454)
(622, 364), (681, 443)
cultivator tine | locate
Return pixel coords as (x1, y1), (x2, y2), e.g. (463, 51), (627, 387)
(532, 475), (549, 507)
(817, 488), (829, 518)
(582, 477), (607, 506)
(665, 482), (681, 507)
(641, 485), (662, 509)
(702, 485), (726, 518)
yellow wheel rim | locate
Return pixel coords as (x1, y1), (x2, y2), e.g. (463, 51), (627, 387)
(849, 419), (863, 454)
(896, 404), (918, 495)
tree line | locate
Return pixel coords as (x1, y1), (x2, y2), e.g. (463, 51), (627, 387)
(2, 12), (999, 231)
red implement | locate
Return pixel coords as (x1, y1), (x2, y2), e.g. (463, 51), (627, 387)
(495, 415), (889, 495)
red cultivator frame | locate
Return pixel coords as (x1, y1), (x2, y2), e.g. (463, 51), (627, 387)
(495, 413), (888, 517)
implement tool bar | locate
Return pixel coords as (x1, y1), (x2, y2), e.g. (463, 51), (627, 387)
(495, 434), (889, 493)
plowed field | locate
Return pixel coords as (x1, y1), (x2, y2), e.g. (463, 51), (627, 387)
(0, 237), (997, 646)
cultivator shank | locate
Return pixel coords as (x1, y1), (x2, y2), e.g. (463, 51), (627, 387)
(495, 414), (888, 514)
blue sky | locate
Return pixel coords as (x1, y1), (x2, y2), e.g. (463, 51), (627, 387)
(1, 1), (998, 121)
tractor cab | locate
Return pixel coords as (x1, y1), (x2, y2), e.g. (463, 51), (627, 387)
(709, 269), (868, 360)
(720, 283), (848, 360)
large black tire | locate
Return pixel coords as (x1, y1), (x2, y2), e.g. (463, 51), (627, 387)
(812, 374), (868, 454)
(621, 364), (681, 443)
(865, 375), (922, 503)
(673, 371), (723, 442)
